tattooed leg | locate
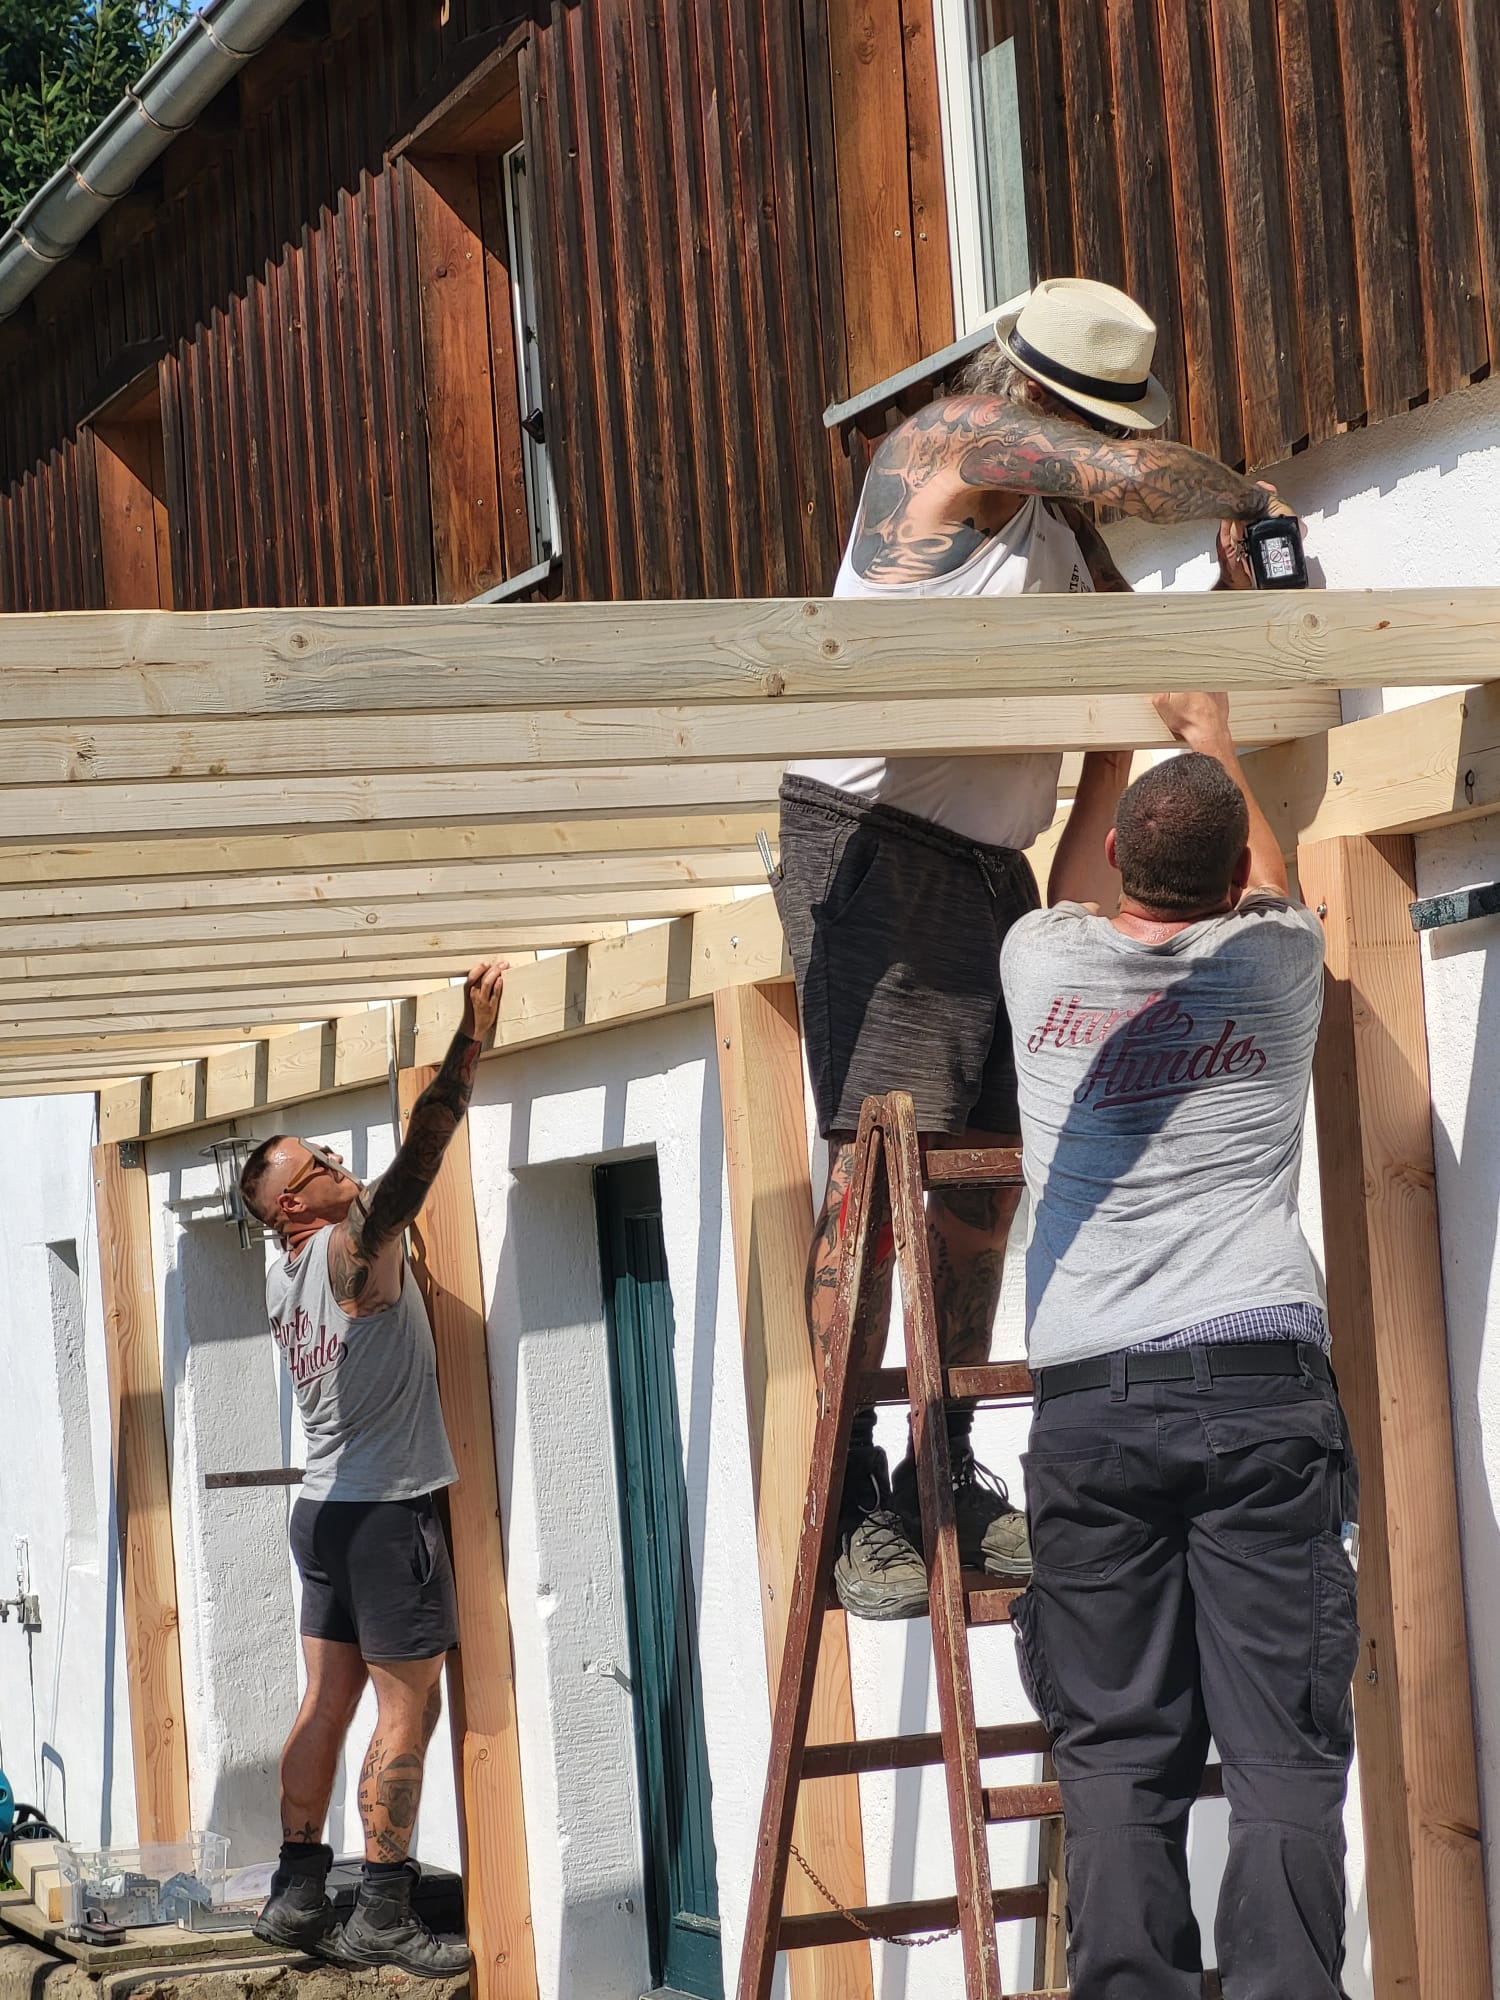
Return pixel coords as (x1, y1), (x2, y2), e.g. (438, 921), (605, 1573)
(358, 1656), (447, 1864)
(926, 1131), (1022, 1369)
(280, 1637), (367, 1843)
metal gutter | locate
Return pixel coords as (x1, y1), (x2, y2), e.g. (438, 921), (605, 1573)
(0, 0), (310, 321)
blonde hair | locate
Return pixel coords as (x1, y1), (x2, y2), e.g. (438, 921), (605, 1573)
(949, 345), (1036, 402)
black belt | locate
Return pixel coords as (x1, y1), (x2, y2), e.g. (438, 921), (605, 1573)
(1035, 1341), (1331, 1403)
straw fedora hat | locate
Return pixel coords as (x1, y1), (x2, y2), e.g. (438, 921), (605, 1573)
(991, 277), (1169, 432)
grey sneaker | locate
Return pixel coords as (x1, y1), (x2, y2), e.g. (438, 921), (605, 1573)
(893, 1446), (1032, 1580)
(834, 1446), (930, 1620)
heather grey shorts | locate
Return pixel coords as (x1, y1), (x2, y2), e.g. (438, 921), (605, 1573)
(775, 776), (1040, 1137)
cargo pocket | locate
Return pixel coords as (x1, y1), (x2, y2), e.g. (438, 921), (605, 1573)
(1311, 1532), (1359, 1747)
(1009, 1588), (1063, 1736)
(1200, 1399), (1344, 1554)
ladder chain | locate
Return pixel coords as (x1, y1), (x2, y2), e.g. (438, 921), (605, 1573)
(788, 1843), (959, 1949)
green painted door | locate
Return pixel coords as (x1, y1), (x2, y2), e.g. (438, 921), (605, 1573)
(596, 1157), (724, 2000)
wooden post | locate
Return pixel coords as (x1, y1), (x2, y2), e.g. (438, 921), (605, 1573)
(715, 982), (874, 2000)
(1299, 836), (1491, 2000)
(91, 1139), (191, 1841)
(399, 1070), (539, 2000)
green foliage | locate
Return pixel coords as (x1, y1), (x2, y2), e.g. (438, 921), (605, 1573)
(0, 0), (194, 224)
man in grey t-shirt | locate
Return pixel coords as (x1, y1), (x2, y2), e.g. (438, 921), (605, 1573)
(999, 695), (1358, 2000)
(236, 961), (506, 1980)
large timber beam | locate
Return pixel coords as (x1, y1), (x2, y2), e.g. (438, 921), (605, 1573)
(0, 594), (1490, 710)
(1300, 836), (1491, 1998)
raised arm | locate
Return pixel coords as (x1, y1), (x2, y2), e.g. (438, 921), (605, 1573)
(327, 960), (506, 1311)
(1151, 693), (1290, 900)
(1047, 751), (1132, 909)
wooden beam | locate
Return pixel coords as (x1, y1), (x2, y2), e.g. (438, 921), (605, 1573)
(0, 691), (1336, 784)
(0, 595), (1491, 719)
(1247, 682), (1500, 853)
(398, 1069), (539, 2000)
(0, 850), (763, 922)
(1299, 836), (1491, 2000)
(0, 809), (771, 888)
(92, 1140), (192, 1841)
(715, 981), (873, 2000)
(0, 888), (733, 960)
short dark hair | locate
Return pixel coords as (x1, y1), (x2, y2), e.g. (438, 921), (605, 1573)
(1112, 754), (1250, 915)
(239, 1135), (292, 1225)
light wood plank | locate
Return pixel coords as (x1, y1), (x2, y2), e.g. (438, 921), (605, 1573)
(100, 1080), (150, 1140)
(0, 595), (1490, 720)
(1300, 836), (1490, 1999)
(0, 690), (1336, 783)
(0, 888), (734, 958)
(92, 1140), (192, 1841)
(398, 1070), (539, 2000)
(0, 809), (771, 888)
(0, 850), (763, 922)
(715, 981), (874, 2000)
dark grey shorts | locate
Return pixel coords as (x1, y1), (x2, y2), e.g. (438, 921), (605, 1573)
(291, 1492), (459, 1661)
(774, 775), (1040, 1137)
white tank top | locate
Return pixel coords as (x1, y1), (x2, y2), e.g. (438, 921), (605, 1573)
(787, 494), (1092, 848)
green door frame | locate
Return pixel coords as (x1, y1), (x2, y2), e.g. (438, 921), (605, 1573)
(596, 1156), (724, 2000)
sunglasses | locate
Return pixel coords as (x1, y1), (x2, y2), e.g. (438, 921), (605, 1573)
(281, 1142), (351, 1199)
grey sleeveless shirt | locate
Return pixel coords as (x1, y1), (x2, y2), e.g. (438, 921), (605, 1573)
(266, 1227), (458, 1503)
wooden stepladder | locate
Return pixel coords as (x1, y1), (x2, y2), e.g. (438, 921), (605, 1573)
(736, 1088), (1059, 2000)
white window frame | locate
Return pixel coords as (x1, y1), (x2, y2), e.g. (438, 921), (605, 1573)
(503, 138), (559, 569)
(930, 0), (1032, 336)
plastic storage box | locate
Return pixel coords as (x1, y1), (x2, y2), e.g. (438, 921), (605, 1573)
(58, 1836), (230, 1930)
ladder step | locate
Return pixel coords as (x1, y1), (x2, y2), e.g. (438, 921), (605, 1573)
(924, 1144), (1025, 1188)
(778, 1883), (1048, 1950)
(861, 1360), (1033, 1404)
(966, 1579), (1023, 1625)
(802, 1721), (1050, 1778)
(984, 1764), (1225, 1824)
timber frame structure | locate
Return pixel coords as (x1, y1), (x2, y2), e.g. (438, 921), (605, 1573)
(15, 592), (1497, 1999)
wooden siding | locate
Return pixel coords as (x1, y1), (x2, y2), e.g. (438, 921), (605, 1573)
(1, 0), (1497, 613)
(831, 0), (1496, 474)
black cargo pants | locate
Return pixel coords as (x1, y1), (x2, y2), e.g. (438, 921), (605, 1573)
(1011, 1355), (1360, 2000)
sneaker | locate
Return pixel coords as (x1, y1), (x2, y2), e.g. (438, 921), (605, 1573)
(893, 1446), (1032, 1580)
(320, 1861), (471, 1980)
(833, 1445), (930, 1620)
(252, 1843), (336, 1954)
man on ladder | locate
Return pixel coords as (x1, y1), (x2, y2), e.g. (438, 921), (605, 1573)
(776, 276), (1294, 1618)
(1000, 692), (1358, 1999)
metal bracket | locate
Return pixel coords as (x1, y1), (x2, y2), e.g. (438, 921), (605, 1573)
(1409, 881), (1500, 932)
(118, 1140), (143, 1169)
(203, 1468), (304, 1490)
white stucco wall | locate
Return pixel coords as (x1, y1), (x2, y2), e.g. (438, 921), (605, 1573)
(0, 1093), (135, 1852)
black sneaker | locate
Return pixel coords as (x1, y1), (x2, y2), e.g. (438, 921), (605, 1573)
(321, 1860), (472, 1980)
(893, 1446), (1032, 1579)
(833, 1444), (929, 1620)
(252, 1843), (336, 1953)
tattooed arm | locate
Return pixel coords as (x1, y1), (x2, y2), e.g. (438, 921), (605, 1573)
(1048, 499), (1131, 592)
(328, 960), (507, 1314)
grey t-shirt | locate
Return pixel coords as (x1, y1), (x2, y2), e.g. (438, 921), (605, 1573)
(999, 894), (1327, 1367)
(266, 1226), (458, 1503)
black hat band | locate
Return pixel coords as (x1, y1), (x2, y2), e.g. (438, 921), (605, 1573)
(1007, 328), (1150, 403)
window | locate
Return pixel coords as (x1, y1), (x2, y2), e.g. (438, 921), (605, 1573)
(405, 49), (557, 601)
(932, 0), (1032, 334)
(90, 370), (175, 609)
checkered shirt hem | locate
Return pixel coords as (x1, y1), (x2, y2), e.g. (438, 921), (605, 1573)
(1126, 1302), (1330, 1356)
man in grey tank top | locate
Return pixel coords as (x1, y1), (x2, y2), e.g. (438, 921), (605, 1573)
(236, 961), (506, 1979)
(778, 277), (1298, 1620)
